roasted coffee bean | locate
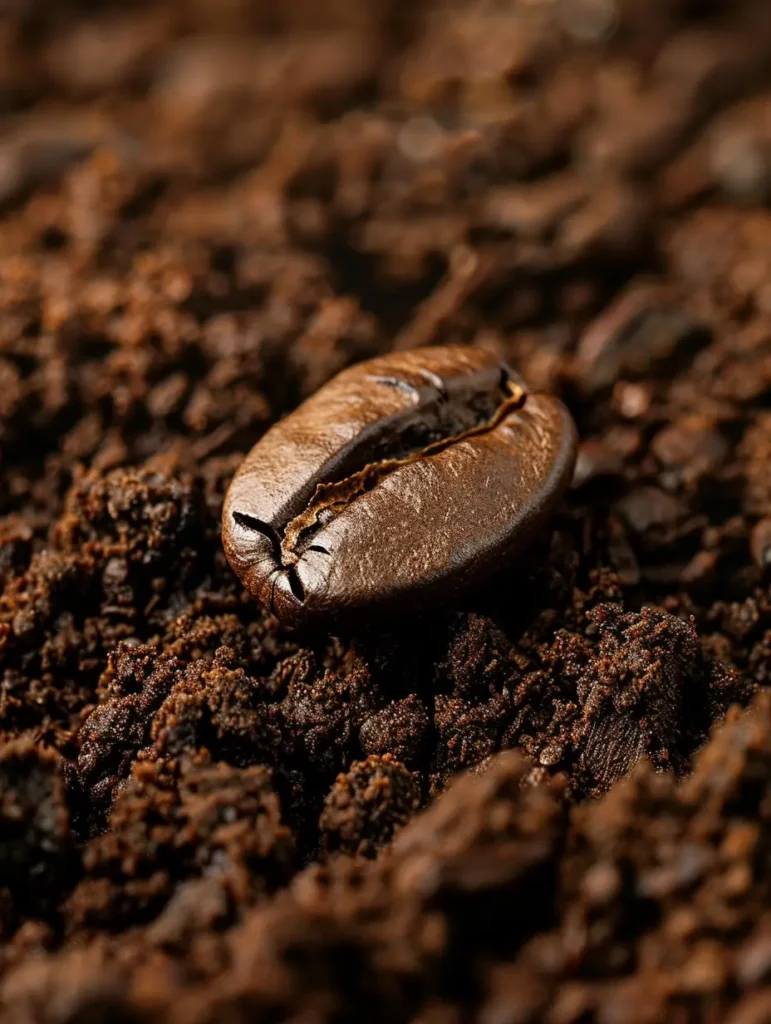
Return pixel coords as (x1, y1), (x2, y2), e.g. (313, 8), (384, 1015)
(222, 346), (577, 627)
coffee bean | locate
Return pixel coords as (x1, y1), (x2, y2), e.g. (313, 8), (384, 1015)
(222, 345), (577, 627)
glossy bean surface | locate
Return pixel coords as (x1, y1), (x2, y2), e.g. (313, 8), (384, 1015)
(223, 345), (578, 627)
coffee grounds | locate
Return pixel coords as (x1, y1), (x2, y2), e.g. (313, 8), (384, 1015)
(1, 0), (771, 1020)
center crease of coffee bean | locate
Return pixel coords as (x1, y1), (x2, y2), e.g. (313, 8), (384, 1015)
(233, 375), (526, 596)
(279, 378), (526, 568)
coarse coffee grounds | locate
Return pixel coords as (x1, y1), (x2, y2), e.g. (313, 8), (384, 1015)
(2, 0), (771, 1020)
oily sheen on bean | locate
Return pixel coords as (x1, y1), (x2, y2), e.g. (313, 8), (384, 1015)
(222, 345), (578, 626)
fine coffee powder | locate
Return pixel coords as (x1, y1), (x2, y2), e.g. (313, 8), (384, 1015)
(223, 346), (577, 625)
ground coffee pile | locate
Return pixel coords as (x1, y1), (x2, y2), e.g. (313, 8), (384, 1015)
(2, 1), (771, 1021)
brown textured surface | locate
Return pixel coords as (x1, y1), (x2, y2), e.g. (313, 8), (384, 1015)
(1, 0), (771, 1021)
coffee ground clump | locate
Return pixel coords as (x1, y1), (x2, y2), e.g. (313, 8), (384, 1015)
(2, 1), (771, 1021)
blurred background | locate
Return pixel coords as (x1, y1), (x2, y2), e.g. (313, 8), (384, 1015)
(2, 0), (771, 548)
